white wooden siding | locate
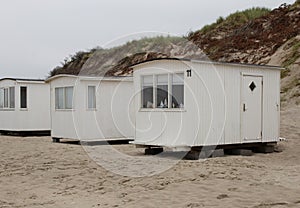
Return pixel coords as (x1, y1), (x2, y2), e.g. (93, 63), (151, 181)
(0, 80), (51, 131)
(133, 59), (281, 147)
(48, 75), (134, 141)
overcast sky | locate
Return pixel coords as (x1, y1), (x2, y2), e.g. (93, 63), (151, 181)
(0, 0), (295, 79)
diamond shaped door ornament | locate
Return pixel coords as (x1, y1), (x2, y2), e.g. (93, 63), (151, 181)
(249, 81), (256, 91)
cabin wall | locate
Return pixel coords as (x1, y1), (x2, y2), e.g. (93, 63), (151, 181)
(208, 64), (280, 145)
(133, 60), (280, 147)
(186, 62), (226, 146)
(50, 77), (135, 140)
(224, 65), (280, 143)
(0, 80), (51, 131)
(50, 77), (78, 139)
(134, 60), (226, 147)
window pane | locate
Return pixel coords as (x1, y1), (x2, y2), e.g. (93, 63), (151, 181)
(172, 73), (184, 108)
(156, 74), (168, 108)
(20, 87), (27, 109)
(65, 87), (73, 109)
(55, 88), (64, 109)
(88, 86), (96, 109)
(143, 75), (153, 86)
(0, 89), (4, 108)
(142, 76), (153, 108)
(4, 88), (8, 108)
(9, 87), (15, 108)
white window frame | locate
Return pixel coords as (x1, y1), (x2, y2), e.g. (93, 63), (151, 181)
(140, 73), (185, 111)
(141, 75), (155, 109)
(0, 87), (15, 110)
(171, 73), (185, 109)
(55, 86), (74, 110)
(87, 85), (96, 110)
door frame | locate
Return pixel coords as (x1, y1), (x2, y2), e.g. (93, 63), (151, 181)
(240, 72), (264, 143)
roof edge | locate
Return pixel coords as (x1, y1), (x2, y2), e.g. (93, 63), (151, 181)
(45, 74), (133, 83)
(0, 77), (45, 82)
(130, 58), (284, 70)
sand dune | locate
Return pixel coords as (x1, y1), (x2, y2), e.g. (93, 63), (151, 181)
(0, 107), (299, 208)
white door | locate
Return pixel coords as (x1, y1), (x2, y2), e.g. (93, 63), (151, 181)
(241, 75), (263, 142)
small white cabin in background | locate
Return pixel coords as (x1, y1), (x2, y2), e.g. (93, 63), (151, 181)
(132, 59), (281, 152)
(0, 78), (51, 136)
(46, 75), (135, 142)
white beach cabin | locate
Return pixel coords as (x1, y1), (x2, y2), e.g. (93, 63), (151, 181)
(0, 78), (51, 136)
(132, 59), (281, 155)
(46, 75), (134, 142)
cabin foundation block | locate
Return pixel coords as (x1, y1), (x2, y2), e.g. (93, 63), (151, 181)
(52, 137), (61, 143)
(209, 149), (225, 158)
(185, 149), (225, 160)
(225, 149), (253, 156)
(185, 150), (200, 160)
(253, 144), (275, 153)
(145, 148), (164, 155)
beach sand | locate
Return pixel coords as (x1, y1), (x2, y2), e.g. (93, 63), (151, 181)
(0, 107), (299, 208)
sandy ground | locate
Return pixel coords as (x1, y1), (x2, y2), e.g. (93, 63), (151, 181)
(0, 107), (299, 208)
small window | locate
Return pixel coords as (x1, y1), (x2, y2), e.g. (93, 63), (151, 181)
(142, 75), (154, 108)
(156, 74), (168, 108)
(20, 87), (27, 109)
(0, 87), (15, 109)
(55, 87), (73, 110)
(249, 81), (257, 92)
(171, 73), (184, 108)
(88, 86), (96, 109)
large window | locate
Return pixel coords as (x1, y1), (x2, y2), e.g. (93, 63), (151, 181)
(55, 87), (74, 110)
(141, 73), (184, 109)
(142, 75), (154, 108)
(0, 87), (15, 109)
(88, 86), (96, 109)
(20, 86), (27, 109)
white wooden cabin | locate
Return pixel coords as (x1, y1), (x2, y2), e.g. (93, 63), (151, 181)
(46, 75), (135, 142)
(131, 59), (281, 152)
(0, 78), (51, 135)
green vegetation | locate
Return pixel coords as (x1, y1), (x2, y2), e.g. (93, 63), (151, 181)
(291, 0), (300, 8)
(122, 35), (183, 50)
(282, 41), (300, 68)
(192, 7), (270, 35)
(49, 35), (183, 77)
(281, 68), (291, 79)
(281, 77), (300, 94)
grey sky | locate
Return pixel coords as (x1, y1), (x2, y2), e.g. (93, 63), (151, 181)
(0, 0), (295, 79)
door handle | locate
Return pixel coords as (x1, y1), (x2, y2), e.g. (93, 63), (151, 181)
(276, 103), (279, 111)
(243, 103), (247, 112)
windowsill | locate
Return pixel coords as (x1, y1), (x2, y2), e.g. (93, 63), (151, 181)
(87, 108), (97, 111)
(20, 108), (28, 111)
(55, 109), (75, 112)
(139, 108), (186, 112)
(0, 108), (15, 111)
